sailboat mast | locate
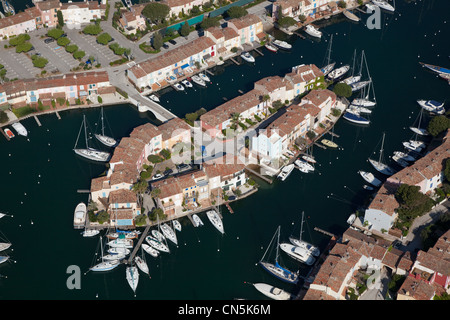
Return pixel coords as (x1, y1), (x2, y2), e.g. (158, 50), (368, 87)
(101, 108), (105, 136)
(275, 226), (280, 263)
(83, 115), (89, 148)
(300, 212), (305, 241)
(379, 132), (385, 163)
(327, 35), (333, 65)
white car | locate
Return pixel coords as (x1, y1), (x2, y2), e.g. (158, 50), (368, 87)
(151, 173), (163, 180)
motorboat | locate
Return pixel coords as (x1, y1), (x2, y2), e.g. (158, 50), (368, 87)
(192, 214), (204, 227)
(392, 155), (409, 168)
(206, 210), (224, 234)
(343, 10), (360, 22)
(126, 266), (139, 295)
(372, 0), (395, 12)
(366, 3), (377, 11)
(107, 238), (133, 249)
(403, 140), (425, 152)
(145, 236), (170, 253)
(107, 247), (131, 255)
(347, 214), (356, 225)
(340, 75), (361, 85)
(417, 100), (445, 115)
(343, 110), (370, 125)
(181, 79), (192, 88)
(240, 51), (255, 63)
(358, 170), (382, 187)
(73, 202), (87, 229)
(272, 40), (292, 50)
(321, 139), (338, 148)
(4, 128), (14, 139)
(173, 83), (185, 91)
(277, 164), (295, 181)
(107, 231), (138, 240)
(191, 75), (206, 87)
(141, 243), (159, 258)
(253, 283), (291, 300)
(327, 65), (350, 80)
(304, 25), (322, 38)
(352, 98), (376, 107)
(172, 220), (182, 232)
(294, 159), (314, 172)
(199, 73), (210, 82)
(351, 80), (371, 92)
(393, 151), (416, 162)
(82, 229), (100, 237)
(279, 243), (316, 265)
(321, 62), (335, 76)
(149, 94), (160, 102)
(160, 223), (178, 245)
(420, 62), (450, 75)
(265, 42), (278, 52)
(11, 122), (27, 136)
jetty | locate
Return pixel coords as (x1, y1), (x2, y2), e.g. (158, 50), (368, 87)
(126, 224), (151, 264)
(244, 166), (273, 184)
(34, 115), (41, 126)
(230, 57), (240, 65)
(253, 47), (264, 56)
(314, 227), (335, 238)
(55, 111), (61, 120)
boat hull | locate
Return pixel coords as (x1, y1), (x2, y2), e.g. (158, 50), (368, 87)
(74, 148), (110, 162)
(259, 261), (299, 284)
(253, 283), (291, 300)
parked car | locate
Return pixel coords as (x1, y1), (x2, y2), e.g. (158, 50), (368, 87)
(168, 39), (177, 45)
(44, 38), (54, 44)
(163, 169), (173, 176)
(151, 173), (163, 180)
(162, 43), (169, 49)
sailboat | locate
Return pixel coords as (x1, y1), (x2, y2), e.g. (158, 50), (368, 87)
(368, 132), (396, 176)
(141, 243), (159, 258)
(358, 170), (382, 187)
(126, 265), (139, 296)
(160, 223), (178, 245)
(206, 210), (224, 234)
(192, 214), (204, 227)
(351, 51), (377, 107)
(321, 125), (338, 148)
(409, 109), (429, 136)
(252, 283), (291, 300)
(289, 212), (320, 257)
(301, 146), (317, 164)
(89, 237), (120, 272)
(73, 115), (110, 162)
(135, 247), (149, 276)
(259, 226), (299, 284)
(320, 35), (335, 76)
(172, 220), (182, 232)
(95, 108), (117, 147)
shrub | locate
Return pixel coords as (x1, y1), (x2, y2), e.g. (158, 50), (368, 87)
(160, 149), (171, 160)
(333, 82), (352, 97)
(96, 33), (112, 45)
(73, 50), (86, 60)
(82, 24), (102, 35)
(427, 115), (450, 137)
(47, 28), (64, 39)
(57, 37), (70, 47)
(147, 154), (163, 163)
(31, 55), (49, 68)
(226, 6), (248, 19)
(140, 170), (151, 179)
(65, 44), (78, 53)
(9, 34), (30, 46)
(15, 42), (33, 53)
(97, 96), (103, 103)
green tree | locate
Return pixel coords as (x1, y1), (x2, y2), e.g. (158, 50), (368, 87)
(152, 32), (163, 50)
(9, 34), (30, 46)
(73, 50), (86, 60)
(142, 3), (170, 24)
(132, 180), (148, 207)
(65, 44), (78, 53)
(160, 149), (171, 160)
(427, 115), (450, 137)
(57, 37), (70, 47)
(57, 10), (64, 27)
(179, 21), (190, 37)
(226, 6), (248, 19)
(333, 82), (352, 97)
(96, 210), (110, 224)
(150, 188), (161, 198)
(96, 33), (112, 45)
(148, 207), (166, 221)
(337, 0), (347, 8)
(444, 159), (450, 182)
(82, 24), (103, 35)
(135, 214), (147, 226)
(200, 17), (221, 30)
(0, 110), (8, 123)
(47, 28), (64, 39)
(31, 55), (49, 68)
(15, 42), (33, 53)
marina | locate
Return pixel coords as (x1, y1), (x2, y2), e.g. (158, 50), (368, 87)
(0, 0), (449, 301)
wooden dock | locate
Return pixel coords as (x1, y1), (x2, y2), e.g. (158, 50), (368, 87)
(253, 47), (264, 56)
(55, 111), (61, 120)
(225, 203), (234, 214)
(244, 167), (273, 184)
(34, 115), (41, 127)
(205, 69), (214, 76)
(314, 142), (326, 149)
(77, 189), (91, 193)
(293, 31), (306, 39)
(230, 57), (240, 65)
(126, 224), (151, 264)
(238, 90), (244, 94)
(314, 227), (335, 238)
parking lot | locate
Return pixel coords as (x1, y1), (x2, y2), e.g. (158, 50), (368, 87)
(65, 29), (118, 67)
(29, 34), (79, 73)
(0, 47), (43, 79)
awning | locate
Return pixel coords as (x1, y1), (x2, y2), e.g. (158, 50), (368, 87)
(203, 54), (211, 60)
(181, 63), (190, 69)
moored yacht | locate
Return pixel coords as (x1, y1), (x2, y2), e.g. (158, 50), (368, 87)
(273, 40), (292, 50)
(11, 122), (28, 137)
(265, 42), (278, 52)
(253, 283), (291, 300)
(206, 210), (224, 234)
(279, 243), (316, 265)
(240, 51), (255, 63)
(358, 170), (382, 187)
(304, 25), (322, 38)
(417, 100), (445, 115)
(328, 65), (350, 80)
(277, 164), (295, 181)
(73, 202), (87, 229)
(372, 0), (395, 12)
(191, 75), (206, 87)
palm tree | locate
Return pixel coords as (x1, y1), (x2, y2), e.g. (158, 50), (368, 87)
(230, 112), (242, 130)
(132, 180), (148, 207)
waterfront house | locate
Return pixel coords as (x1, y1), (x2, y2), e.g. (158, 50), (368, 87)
(108, 189), (141, 227)
(35, 0), (60, 28)
(199, 88), (267, 138)
(204, 26), (240, 58)
(129, 122), (163, 161)
(110, 137), (147, 172)
(253, 76), (290, 104)
(271, 0), (311, 21)
(162, 0), (210, 18)
(299, 89), (336, 124)
(0, 7), (40, 38)
(60, 0), (106, 27)
(202, 155), (247, 194)
(362, 185), (399, 233)
(158, 117), (192, 152)
(127, 36), (216, 90)
(285, 64), (325, 99)
(227, 14), (264, 46)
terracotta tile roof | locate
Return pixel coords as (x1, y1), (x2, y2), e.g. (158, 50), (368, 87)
(302, 290), (336, 300)
(200, 89), (264, 128)
(416, 250), (450, 277)
(367, 185), (399, 216)
(129, 37), (215, 80)
(254, 76), (287, 93)
(0, 8), (39, 29)
(129, 122), (161, 144)
(90, 175), (110, 192)
(302, 89), (336, 107)
(202, 155), (245, 180)
(36, 0), (61, 11)
(113, 208), (134, 220)
(398, 276), (436, 300)
(151, 170), (206, 199)
(163, 0), (196, 8)
(108, 189), (137, 204)
(158, 118), (191, 141)
(427, 229), (450, 261)
(228, 14), (262, 30)
(110, 163), (139, 186)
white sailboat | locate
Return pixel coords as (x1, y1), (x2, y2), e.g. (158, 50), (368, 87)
(0, 242), (11, 252)
(135, 247), (150, 276)
(289, 212), (320, 257)
(304, 25), (322, 38)
(141, 243), (159, 258)
(95, 108), (117, 147)
(409, 109), (429, 136)
(89, 237), (120, 272)
(107, 238), (134, 248)
(259, 226), (299, 284)
(172, 220), (182, 232)
(73, 115), (110, 162)
(321, 35), (335, 76)
(358, 170), (382, 187)
(160, 223), (178, 245)
(206, 210), (224, 234)
(368, 132), (396, 176)
(151, 229), (165, 242)
(0, 255), (9, 265)
(145, 236), (170, 253)
(126, 265), (139, 296)
(199, 73), (210, 83)
(252, 283), (291, 300)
